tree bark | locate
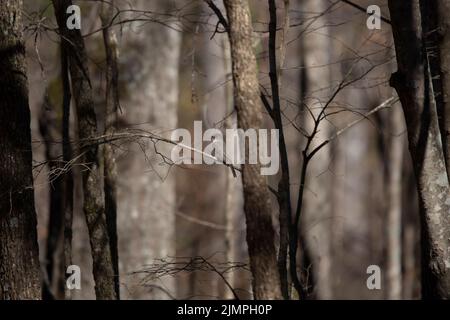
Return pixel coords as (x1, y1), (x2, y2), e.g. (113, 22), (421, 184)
(52, 0), (117, 300)
(100, 0), (120, 299)
(0, 0), (41, 300)
(224, 0), (282, 300)
(389, 0), (450, 299)
(421, 0), (450, 183)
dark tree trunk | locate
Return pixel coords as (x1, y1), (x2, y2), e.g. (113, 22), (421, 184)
(267, 0), (292, 300)
(224, 0), (282, 300)
(388, 0), (450, 299)
(101, 0), (120, 299)
(52, 0), (117, 300)
(60, 42), (74, 300)
(39, 95), (65, 300)
(0, 0), (41, 300)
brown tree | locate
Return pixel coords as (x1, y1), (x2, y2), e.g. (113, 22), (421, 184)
(0, 0), (41, 300)
(51, 0), (117, 299)
(224, 0), (282, 300)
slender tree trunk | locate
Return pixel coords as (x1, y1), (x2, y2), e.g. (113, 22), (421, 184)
(300, 0), (333, 299)
(386, 105), (404, 300)
(0, 0), (41, 300)
(60, 42), (74, 301)
(224, 0), (282, 300)
(389, 0), (450, 299)
(100, 1), (120, 299)
(52, 0), (117, 300)
(224, 47), (245, 301)
(267, 0), (292, 300)
(39, 95), (65, 300)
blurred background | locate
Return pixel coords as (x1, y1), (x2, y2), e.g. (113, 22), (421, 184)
(24, 0), (420, 299)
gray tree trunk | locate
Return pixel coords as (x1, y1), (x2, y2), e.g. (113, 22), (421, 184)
(117, 0), (181, 299)
(389, 0), (450, 299)
(301, 0), (333, 299)
(386, 104), (404, 300)
(422, 0), (450, 183)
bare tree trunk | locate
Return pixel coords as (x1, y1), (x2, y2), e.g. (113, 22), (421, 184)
(39, 95), (65, 300)
(52, 0), (117, 300)
(267, 0), (293, 300)
(117, 0), (181, 299)
(386, 105), (404, 300)
(389, 0), (450, 299)
(221, 36), (244, 300)
(224, 0), (282, 300)
(301, 0), (333, 299)
(61, 41), (74, 301)
(224, 165), (243, 299)
(100, 1), (120, 299)
(0, 0), (41, 300)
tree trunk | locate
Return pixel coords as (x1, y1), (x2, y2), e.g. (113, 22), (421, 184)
(388, 0), (450, 299)
(221, 35), (244, 300)
(267, 0), (293, 300)
(301, 0), (333, 299)
(52, 0), (117, 300)
(422, 0), (450, 183)
(61, 41), (74, 301)
(386, 105), (404, 300)
(224, 0), (282, 300)
(116, 0), (181, 299)
(100, 0), (120, 299)
(39, 94), (65, 300)
(0, 0), (41, 300)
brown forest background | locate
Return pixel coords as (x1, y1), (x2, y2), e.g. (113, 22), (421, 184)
(2, 0), (450, 300)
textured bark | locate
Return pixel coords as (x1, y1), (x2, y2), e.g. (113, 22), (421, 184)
(0, 0), (41, 300)
(422, 0), (450, 183)
(117, 0), (180, 299)
(389, 0), (450, 299)
(224, 0), (282, 300)
(52, 0), (117, 300)
(101, 0), (120, 299)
